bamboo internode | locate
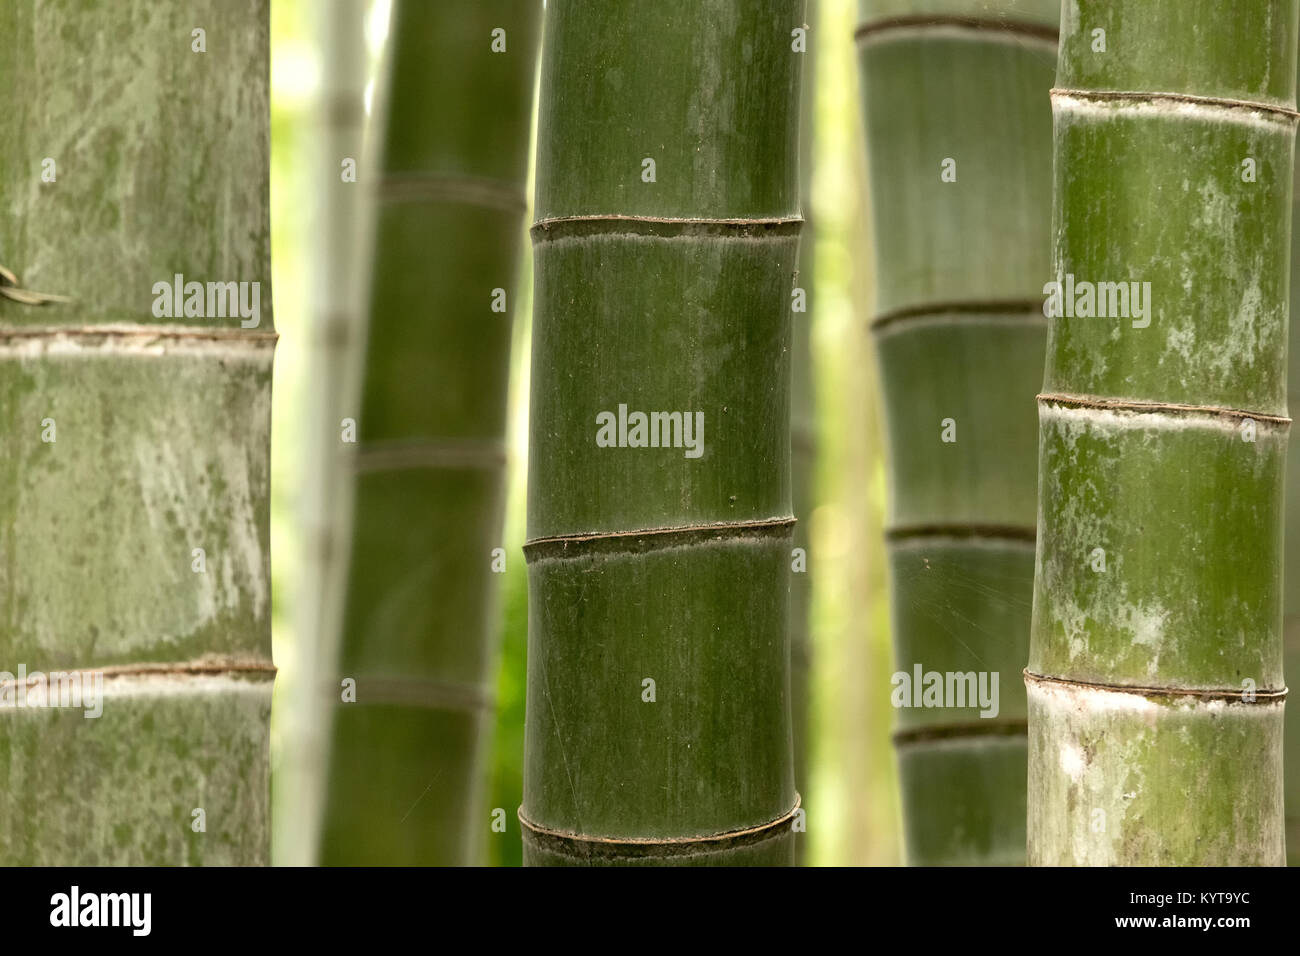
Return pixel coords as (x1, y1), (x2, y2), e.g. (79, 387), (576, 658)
(1028, 0), (1297, 866)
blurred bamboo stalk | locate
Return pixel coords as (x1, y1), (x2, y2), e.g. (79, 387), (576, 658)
(277, 0), (372, 868)
(316, 0), (542, 864)
(855, 0), (1056, 864)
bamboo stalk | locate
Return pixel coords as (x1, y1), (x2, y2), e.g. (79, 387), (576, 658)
(316, 0), (541, 865)
(521, 0), (806, 866)
(1282, 33), (1300, 870)
(856, 0), (1057, 865)
(1028, 0), (1296, 865)
(0, 0), (273, 863)
(275, 0), (372, 868)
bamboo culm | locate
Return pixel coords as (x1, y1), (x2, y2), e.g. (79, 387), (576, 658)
(856, 0), (1057, 865)
(1028, 0), (1296, 865)
(317, 0), (541, 865)
(277, 0), (371, 868)
(1285, 41), (1300, 868)
(0, 0), (274, 864)
(522, 0), (806, 866)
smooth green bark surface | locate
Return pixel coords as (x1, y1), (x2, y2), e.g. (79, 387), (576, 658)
(318, 0), (540, 866)
(523, 0), (805, 866)
(857, 0), (1055, 864)
(1288, 59), (1300, 868)
(1029, 0), (1296, 866)
(0, 0), (273, 864)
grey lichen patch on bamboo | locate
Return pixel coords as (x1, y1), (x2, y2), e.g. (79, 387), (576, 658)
(0, 0), (273, 866)
(1027, 677), (1285, 866)
(1048, 103), (1293, 413)
(0, 0), (273, 331)
(0, 334), (272, 673)
(1033, 402), (1285, 689)
(0, 675), (272, 865)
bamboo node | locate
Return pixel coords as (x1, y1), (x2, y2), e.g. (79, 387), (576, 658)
(1023, 669), (1287, 704)
(1052, 87), (1300, 122)
(854, 15), (1059, 46)
(517, 793), (802, 853)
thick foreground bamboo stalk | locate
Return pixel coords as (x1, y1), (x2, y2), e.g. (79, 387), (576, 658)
(855, 0), (1056, 864)
(317, 0), (541, 865)
(0, 0), (274, 863)
(1283, 40), (1300, 869)
(522, 0), (805, 866)
(1029, 0), (1296, 865)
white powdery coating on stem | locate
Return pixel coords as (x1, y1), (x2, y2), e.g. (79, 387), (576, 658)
(1038, 400), (1273, 436)
(1028, 676), (1157, 716)
(1052, 92), (1296, 132)
(0, 327), (277, 361)
(96, 671), (273, 699)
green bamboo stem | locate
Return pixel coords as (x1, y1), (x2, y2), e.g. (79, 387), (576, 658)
(0, 0), (273, 864)
(275, 0), (372, 868)
(1029, 0), (1296, 865)
(522, 0), (805, 866)
(856, 0), (1056, 865)
(1282, 38), (1300, 869)
(316, 0), (541, 866)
